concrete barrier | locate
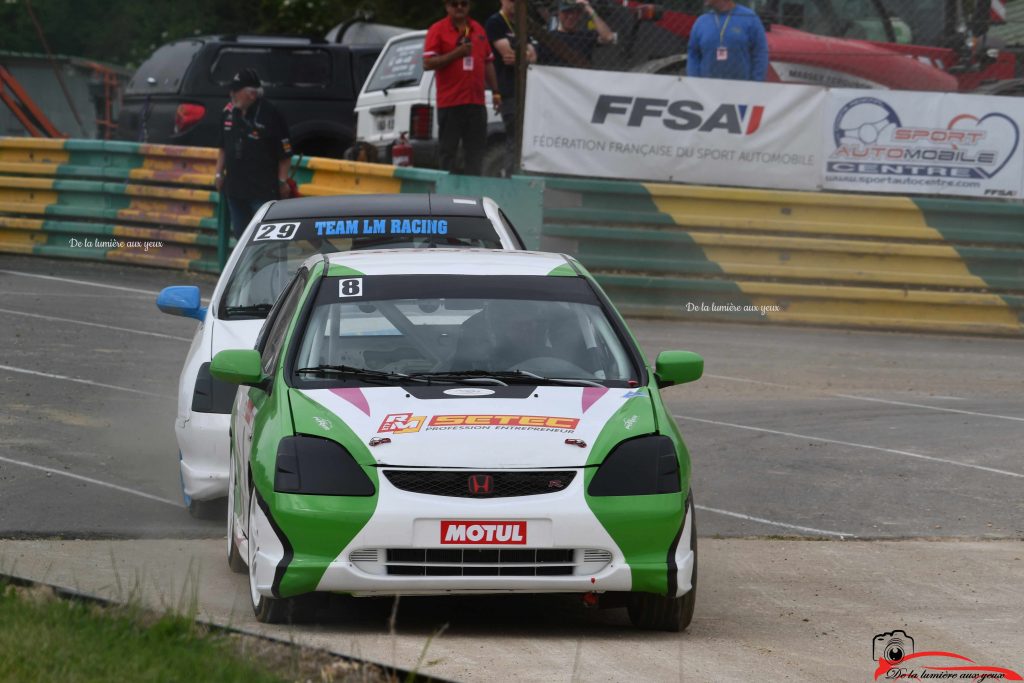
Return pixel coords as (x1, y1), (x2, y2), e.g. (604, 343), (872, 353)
(2, 136), (1020, 336)
(540, 177), (1024, 337)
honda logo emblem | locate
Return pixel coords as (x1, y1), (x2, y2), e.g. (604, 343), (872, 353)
(468, 474), (493, 495)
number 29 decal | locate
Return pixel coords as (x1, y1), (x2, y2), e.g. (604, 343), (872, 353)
(338, 278), (363, 297)
(253, 223), (298, 241)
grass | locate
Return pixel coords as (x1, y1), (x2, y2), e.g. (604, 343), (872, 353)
(0, 583), (397, 683)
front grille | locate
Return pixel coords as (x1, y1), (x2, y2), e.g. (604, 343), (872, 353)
(348, 547), (613, 577)
(387, 548), (574, 576)
(383, 470), (576, 498)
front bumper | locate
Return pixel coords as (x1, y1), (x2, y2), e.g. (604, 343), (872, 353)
(176, 412), (230, 500)
(251, 470), (693, 599)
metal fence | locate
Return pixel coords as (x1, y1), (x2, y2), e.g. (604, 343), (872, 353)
(517, 0), (1023, 94)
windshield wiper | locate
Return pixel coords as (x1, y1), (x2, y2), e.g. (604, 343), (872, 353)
(404, 370), (510, 386)
(496, 369), (605, 388)
(405, 370), (605, 388)
(382, 78), (419, 95)
(224, 303), (274, 318)
(295, 364), (413, 385)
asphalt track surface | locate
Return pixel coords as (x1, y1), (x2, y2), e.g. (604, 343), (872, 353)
(2, 254), (1023, 682)
(1, 253), (1022, 541)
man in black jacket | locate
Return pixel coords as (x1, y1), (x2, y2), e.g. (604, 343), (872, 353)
(214, 69), (293, 239)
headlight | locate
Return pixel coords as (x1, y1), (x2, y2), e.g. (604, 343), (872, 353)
(274, 435), (375, 496)
(588, 435), (680, 496)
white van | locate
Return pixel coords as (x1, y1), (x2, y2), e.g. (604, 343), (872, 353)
(352, 30), (507, 176)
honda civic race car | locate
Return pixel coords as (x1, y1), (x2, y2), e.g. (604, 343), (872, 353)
(211, 249), (704, 630)
(156, 194), (525, 517)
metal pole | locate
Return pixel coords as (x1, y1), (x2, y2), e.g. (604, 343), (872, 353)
(514, 0), (528, 176)
(24, 0), (87, 138)
(217, 193), (228, 272)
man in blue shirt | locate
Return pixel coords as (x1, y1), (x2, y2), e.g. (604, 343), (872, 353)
(687, 0), (768, 81)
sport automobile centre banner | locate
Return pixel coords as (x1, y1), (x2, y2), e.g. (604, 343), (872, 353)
(521, 65), (825, 191)
(823, 89), (1024, 198)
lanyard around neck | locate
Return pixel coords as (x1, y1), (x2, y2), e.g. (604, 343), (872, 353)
(714, 11), (733, 45)
(500, 10), (514, 34)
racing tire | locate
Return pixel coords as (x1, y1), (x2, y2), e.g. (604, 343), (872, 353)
(226, 464), (246, 574)
(627, 494), (697, 632)
(186, 497), (224, 520)
(246, 486), (317, 624)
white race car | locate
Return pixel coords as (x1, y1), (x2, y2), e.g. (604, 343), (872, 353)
(211, 249), (704, 631)
(156, 194), (525, 517)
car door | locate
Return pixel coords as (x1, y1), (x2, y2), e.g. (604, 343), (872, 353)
(237, 269), (309, 514)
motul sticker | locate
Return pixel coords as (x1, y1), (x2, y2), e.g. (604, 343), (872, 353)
(440, 521), (527, 545)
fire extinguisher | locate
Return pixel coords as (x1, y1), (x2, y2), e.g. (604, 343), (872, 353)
(392, 132), (412, 167)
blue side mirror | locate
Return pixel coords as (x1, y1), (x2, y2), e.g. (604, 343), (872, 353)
(156, 286), (207, 322)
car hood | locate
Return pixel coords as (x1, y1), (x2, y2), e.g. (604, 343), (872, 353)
(290, 385), (656, 468)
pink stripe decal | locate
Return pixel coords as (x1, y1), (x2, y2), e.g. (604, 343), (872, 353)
(581, 386), (608, 414)
(329, 387), (370, 417)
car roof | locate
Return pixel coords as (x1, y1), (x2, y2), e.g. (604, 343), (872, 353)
(261, 194), (488, 220)
(313, 249), (576, 277)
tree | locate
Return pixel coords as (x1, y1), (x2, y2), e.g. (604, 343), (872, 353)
(0, 0), (499, 66)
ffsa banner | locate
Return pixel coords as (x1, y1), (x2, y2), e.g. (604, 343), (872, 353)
(521, 66), (825, 191)
(823, 90), (1024, 198)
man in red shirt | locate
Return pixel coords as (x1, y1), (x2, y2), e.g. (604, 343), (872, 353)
(424, 0), (500, 175)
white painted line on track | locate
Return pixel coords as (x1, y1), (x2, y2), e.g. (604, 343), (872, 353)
(0, 269), (211, 304)
(0, 308), (191, 342)
(831, 393), (1024, 423)
(0, 455), (181, 508)
(705, 373), (793, 389)
(0, 269), (160, 296)
(706, 373), (1023, 423)
(0, 364), (174, 400)
(695, 504), (855, 539)
(675, 414), (1024, 479)
(2, 292), (142, 299)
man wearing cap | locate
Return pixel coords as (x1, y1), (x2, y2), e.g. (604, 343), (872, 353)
(687, 0), (768, 81)
(214, 68), (293, 239)
(424, 0), (500, 176)
(537, 0), (616, 68)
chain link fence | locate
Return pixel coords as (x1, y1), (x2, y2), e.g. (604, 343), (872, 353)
(517, 0), (1023, 92)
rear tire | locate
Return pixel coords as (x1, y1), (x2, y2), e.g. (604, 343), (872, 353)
(628, 495), (697, 632)
(186, 497), (224, 520)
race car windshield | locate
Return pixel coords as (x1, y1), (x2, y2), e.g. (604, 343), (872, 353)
(219, 217), (503, 319)
(292, 275), (640, 387)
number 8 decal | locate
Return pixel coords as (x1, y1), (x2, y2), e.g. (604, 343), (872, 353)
(339, 278), (362, 297)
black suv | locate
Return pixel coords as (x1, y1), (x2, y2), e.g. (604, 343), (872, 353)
(116, 34), (386, 157)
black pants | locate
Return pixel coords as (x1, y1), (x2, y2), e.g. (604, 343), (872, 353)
(438, 104), (487, 176)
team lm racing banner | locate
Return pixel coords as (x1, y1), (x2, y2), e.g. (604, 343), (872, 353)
(521, 65), (825, 191)
(824, 90), (1024, 198)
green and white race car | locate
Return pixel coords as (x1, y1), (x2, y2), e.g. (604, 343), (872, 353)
(212, 249), (704, 630)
